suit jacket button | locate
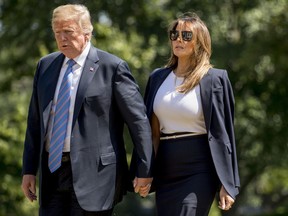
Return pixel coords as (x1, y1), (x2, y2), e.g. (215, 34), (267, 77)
(208, 137), (212, 141)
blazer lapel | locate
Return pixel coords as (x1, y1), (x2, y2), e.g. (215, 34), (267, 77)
(155, 68), (171, 89)
(200, 69), (213, 130)
(72, 47), (99, 127)
(146, 68), (171, 117)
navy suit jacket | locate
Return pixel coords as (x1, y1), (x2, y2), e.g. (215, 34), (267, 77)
(144, 67), (240, 199)
(22, 45), (154, 211)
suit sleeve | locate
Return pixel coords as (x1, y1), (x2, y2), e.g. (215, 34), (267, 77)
(143, 75), (153, 117)
(113, 61), (154, 177)
(22, 62), (42, 175)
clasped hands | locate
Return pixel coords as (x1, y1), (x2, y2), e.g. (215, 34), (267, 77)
(133, 177), (153, 198)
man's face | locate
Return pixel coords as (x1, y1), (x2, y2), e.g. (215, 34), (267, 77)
(53, 20), (88, 59)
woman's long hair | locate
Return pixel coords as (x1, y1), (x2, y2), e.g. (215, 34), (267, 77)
(166, 12), (212, 93)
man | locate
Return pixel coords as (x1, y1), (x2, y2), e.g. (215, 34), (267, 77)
(21, 4), (153, 216)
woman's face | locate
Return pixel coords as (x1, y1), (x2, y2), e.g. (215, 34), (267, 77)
(171, 21), (194, 60)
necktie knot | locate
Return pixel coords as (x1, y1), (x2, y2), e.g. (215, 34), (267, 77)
(67, 59), (76, 68)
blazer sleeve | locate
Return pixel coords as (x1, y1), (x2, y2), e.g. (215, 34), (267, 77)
(222, 70), (241, 189)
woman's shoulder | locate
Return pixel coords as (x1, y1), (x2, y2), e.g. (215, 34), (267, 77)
(208, 68), (230, 81)
(209, 68), (228, 76)
(151, 67), (169, 74)
(150, 67), (171, 78)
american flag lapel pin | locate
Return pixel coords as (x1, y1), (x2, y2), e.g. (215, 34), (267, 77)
(89, 67), (94, 72)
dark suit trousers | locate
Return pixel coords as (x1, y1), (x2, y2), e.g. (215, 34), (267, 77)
(40, 152), (113, 216)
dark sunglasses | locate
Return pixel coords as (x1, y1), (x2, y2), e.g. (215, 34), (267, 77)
(169, 30), (193, 41)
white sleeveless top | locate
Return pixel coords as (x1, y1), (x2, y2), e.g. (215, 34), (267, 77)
(153, 71), (207, 134)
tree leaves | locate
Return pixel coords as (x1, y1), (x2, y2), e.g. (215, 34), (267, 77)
(0, 0), (288, 215)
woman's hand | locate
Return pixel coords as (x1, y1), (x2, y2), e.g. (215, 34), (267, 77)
(218, 185), (234, 210)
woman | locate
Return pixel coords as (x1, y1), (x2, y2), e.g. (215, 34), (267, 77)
(143, 13), (240, 215)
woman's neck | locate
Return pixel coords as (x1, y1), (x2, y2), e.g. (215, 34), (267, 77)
(175, 58), (191, 77)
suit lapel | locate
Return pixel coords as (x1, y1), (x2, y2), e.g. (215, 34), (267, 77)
(39, 53), (65, 131)
(200, 69), (213, 130)
(72, 47), (99, 127)
(39, 54), (65, 108)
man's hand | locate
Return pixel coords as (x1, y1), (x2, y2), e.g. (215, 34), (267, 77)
(21, 174), (37, 202)
(133, 177), (153, 198)
(218, 185), (234, 210)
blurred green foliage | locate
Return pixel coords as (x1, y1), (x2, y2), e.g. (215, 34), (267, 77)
(0, 0), (288, 215)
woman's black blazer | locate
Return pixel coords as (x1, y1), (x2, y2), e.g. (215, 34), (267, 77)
(144, 67), (240, 199)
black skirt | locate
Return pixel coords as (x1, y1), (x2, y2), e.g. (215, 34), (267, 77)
(155, 134), (219, 216)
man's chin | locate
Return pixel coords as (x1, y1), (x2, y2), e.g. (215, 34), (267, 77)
(60, 50), (74, 58)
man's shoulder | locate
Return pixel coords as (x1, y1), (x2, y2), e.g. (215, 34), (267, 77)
(39, 51), (62, 64)
(93, 47), (124, 64)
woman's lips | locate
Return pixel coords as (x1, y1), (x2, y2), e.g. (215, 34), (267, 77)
(175, 45), (184, 49)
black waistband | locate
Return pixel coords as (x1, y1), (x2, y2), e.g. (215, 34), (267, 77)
(61, 152), (70, 162)
(161, 132), (195, 137)
(44, 151), (70, 162)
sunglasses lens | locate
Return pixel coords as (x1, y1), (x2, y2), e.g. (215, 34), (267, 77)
(170, 30), (179, 41)
(182, 31), (193, 41)
(170, 30), (193, 41)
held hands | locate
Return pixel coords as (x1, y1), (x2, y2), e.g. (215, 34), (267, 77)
(218, 185), (234, 211)
(133, 177), (153, 198)
(21, 174), (37, 202)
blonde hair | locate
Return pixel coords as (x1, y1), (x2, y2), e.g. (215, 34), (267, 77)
(166, 12), (212, 93)
(52, 4), (93, 39)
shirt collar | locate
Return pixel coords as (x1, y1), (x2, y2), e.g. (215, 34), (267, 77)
(63, 42), (91, 67)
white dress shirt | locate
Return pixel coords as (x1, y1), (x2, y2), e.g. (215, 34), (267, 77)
(45, 42), (91, 152)
(153, 71), (207, 134)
